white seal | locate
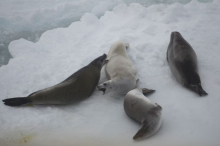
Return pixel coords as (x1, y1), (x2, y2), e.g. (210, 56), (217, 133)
(124, 88), (162, 140)
(97, 40), (138, 94)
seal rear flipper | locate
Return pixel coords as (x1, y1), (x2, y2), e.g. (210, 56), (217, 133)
(197, 85), (208, 96)
(2, 97), (32, 106)
(133, 121), (153, 140)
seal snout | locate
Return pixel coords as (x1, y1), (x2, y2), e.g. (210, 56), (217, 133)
(100, 54), (107, 61)
(97, 54), (107, 67)
(102, 53), (107, 58)
(102, 54), (108, 64)
(98, 53), (106, 59)
(171, 31), (180, 36)
(96, 86), (106, 95)
(171, 31), (182, 40)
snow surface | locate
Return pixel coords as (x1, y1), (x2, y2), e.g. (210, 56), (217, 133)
(1, 0), (220, 146)
(0, 0), (119, 66)
(0, 0), (213, 66)
(0, 0), (212, 39)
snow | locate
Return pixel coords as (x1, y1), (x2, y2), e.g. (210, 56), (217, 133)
(0, 0), (213, 66)
(0, 0), (220, 146)
(0, 0), (212, 67)
(0, 0), (120, 66)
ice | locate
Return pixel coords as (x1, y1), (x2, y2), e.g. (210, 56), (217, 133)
(0, 0), (121, 67)
(0, 0), (220, 146)
(0, 0), (213, 66)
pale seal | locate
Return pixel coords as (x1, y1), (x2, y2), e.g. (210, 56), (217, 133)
(97, 40), (138, 95)
(167, 31), (207, 96)
(124, 88), (162, 140)
(3, 54), (107, 106)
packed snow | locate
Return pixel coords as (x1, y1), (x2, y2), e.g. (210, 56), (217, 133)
(0, 0), (119, 66)
(0, 0), (213, 66)
(0, 0), (220, 146)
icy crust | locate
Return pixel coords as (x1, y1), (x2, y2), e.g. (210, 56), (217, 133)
(0, 0), (118, 34)
(0, 0), (212, 35)
(1, 1), (220, 146)
(0, 0), (214, 67)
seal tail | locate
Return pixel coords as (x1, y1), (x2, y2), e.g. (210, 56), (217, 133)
(2, 97), (32, 106)
(197, 85), (208, 96)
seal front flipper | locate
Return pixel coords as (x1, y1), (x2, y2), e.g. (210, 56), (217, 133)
(142, 88), (155, 95)
(3, 97), (32, 106)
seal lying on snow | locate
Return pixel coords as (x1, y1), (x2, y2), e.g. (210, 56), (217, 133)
(167, 31), (207, 96)
(124, 88), (162, 140)
(3, 54), (107, 106)
(97, 40), (138, 95)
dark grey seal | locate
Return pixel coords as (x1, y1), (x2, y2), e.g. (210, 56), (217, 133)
(167, 31), (207, 96)
(3, 54), (107, 106)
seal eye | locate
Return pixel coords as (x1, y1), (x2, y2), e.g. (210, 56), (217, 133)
(103, 83), (107, 86)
